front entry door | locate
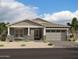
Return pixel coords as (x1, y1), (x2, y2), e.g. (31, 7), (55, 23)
(34, 29), (40, 40)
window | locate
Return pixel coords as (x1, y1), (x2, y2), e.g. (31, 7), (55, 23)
(46, 30), (51, 32)
(15, 29), (25, 37)
(10, 28), (15, 35)
(56, 30), (60, 32)
(46, 29), (66, 32)
(51, 30), (55, 32)
(46, 30), (55, 32)
(61, 30), (66, 32)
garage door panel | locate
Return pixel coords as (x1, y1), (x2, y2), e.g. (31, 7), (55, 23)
(46, 32), (66, 41)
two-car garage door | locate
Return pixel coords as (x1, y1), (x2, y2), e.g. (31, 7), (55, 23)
(46, 30), (67, 41)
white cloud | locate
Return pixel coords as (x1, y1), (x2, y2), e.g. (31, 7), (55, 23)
(0, 0), (39, 23)
(0, 0), (78, 25)
(73, 10), (78, 17)
(43, 10), (78, 25)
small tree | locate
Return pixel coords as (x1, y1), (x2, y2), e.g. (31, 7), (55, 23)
(67, 17), (78, 41)
(0, 23), (8, 41)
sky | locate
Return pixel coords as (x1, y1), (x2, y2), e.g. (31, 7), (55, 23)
(17, 0), (78, 14)
(0, 0), (78, 25)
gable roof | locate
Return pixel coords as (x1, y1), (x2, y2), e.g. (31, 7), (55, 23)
(32, 18), (70, 28)
(8, 18), (70, 28)
(8, 19), (42, 27)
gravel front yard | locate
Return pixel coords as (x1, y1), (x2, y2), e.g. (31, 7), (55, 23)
(0, 41), (77, 49)
(0, 41), (54, 49)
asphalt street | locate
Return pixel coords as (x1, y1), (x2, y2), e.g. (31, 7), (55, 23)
(0, 48), (78, 59)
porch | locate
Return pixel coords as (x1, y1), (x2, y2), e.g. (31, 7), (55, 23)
(7, 26), (46, 41)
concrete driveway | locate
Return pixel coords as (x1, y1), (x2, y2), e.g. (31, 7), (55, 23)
(50, 41), (78, 48)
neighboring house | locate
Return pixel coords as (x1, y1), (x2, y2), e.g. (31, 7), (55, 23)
(7, 18), (70, 41)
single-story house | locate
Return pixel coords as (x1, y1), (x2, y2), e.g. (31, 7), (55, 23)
(7, 18), (70, 41)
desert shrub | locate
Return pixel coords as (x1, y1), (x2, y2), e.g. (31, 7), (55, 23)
(0, 34), (6, 41)
(0, 44), (4, 47)
(21, 44), (26, 47)
(70, 35), (73, 38)
(48, 42), (53, 46)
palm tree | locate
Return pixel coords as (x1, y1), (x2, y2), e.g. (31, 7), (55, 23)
(67, 17), (78, 41)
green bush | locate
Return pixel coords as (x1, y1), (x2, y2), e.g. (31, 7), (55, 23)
(0, 34), (7, 41)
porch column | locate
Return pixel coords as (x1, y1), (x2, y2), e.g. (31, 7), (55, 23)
(43, 27), (46, 36)
(43, 27), (46, 40)
(7, 27), (10, 35)
(28, 27), (30, 36)
(67, 28), (69, 40)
